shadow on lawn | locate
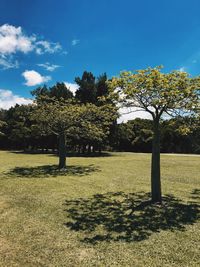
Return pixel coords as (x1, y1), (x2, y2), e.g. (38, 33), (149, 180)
(6, 164), (99, 178)
(10, 150), (113, 158)
(191, 189), (200, 201)
(64, 191), (200, 244)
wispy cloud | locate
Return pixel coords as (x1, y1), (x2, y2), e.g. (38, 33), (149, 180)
(0, 89), (32, 109)
(71, 39), (80, 46)
(0, 24), (63, 69)
(35, 41), (61, 55)
(37, 62), (61, 72)
(22, 70), (51, 86)
(0, 57), (19, 69)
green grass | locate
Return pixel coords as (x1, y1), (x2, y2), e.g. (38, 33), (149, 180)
(0, 151), (200, 267)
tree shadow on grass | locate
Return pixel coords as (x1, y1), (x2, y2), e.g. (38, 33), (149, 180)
(64, 191), (200, 244)
(6, 164), (100, 178)
(191, 189), (200, 201)
(10, 150), (113, 158)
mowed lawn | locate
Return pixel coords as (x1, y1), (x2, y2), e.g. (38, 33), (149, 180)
(0, 151), (200, 267)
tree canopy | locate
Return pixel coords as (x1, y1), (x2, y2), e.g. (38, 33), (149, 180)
(32, 96), (117, 168)
(31, 82), (74, 101)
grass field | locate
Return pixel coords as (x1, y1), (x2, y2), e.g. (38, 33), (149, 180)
(0, 151), (200, 267)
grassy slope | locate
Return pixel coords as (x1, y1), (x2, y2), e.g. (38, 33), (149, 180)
(0, 151), (199, 267)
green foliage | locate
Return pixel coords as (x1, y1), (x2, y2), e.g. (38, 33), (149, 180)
(0, 120), (6, 136)
(5, 104), (35, 147)
(111, 118), (153, 152)
(32, 97), (117, 146)
(75, 71), (109, 105)
(31, 82), (74, 101)
(108, 66), (200, 119)
(161, 117), (200, 153)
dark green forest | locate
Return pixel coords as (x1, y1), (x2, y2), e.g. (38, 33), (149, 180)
(0, 71), (199, 154)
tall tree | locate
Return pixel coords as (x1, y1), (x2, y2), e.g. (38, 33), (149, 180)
(5, 104), (35, 149)
(75, 71), (96, 104)
(49, 82), (74, 100)
(96, 73), (109, 99)
(108, 66), (200, 203)
(0, 109), (6, 137)
(32, 97), (116, 169)
(0, 120), (6, 136)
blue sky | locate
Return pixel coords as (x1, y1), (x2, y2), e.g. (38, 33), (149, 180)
(1, 0), (200, 110)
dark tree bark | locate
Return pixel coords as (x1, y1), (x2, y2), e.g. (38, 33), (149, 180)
(58, 132), (66, 169)
(82, 145), (86, 154)
(87, 145), (92, 154)
(151, 118), (162, 203)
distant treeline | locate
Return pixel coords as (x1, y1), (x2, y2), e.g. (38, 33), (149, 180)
(111, 117), (200, 154)
(0, 108), (199, 154)
(0, 71), (199, 154)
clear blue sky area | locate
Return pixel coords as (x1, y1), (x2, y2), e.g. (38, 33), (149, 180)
(0, 0), (200, 99)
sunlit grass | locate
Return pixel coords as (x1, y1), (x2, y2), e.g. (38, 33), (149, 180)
(0, 151), (200, 266)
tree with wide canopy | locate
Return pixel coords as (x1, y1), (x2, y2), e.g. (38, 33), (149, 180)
(32, 97), (117, 169)
(108, 66), (200, 203)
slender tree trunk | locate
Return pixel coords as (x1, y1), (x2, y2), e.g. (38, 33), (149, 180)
(87, 145), (91, 154)
(58, 132), (66, 169)
(82, 145), (86, 154)
(151, 118), (162, 203)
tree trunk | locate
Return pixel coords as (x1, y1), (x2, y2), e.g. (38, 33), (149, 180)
(151, 119), (162, 203)
(87, 145), (91, 154)
(82, 145), (86, 154)
(58, 132), (66, 169)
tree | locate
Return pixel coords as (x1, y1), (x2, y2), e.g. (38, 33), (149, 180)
(160, 118), (193, 153)
(49, 82), (74, 100)
(31, 82), (74, 101)
(5, 104), (35, 149)
(96, 73), (109, 99)
(0, 120), (6, 136)
(0, 109), (6, 137)
(75, 71), (97, 104)
(32, 97), (116, 169)
(75, 71), (110, 105)
(108, 66), (200, 203)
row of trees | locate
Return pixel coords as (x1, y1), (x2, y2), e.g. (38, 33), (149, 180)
(0, 67), (199, 203)
(0, 71), (116, 168)
(112, 117), (200, 153)
(1, 107), (199, 154)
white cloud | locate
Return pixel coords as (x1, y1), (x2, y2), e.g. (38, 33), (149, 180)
(0, 89), (32, 109)
(0, 24), (33, 55)
(71, 39), (80, 46)
(37, 62), (61, 72)
(64, 82), (79, 95)
(35, 40), (61, 54)
(22, 70), (51, 86)
(117, 107), (152, 123)
(0, 24), (62, 69)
